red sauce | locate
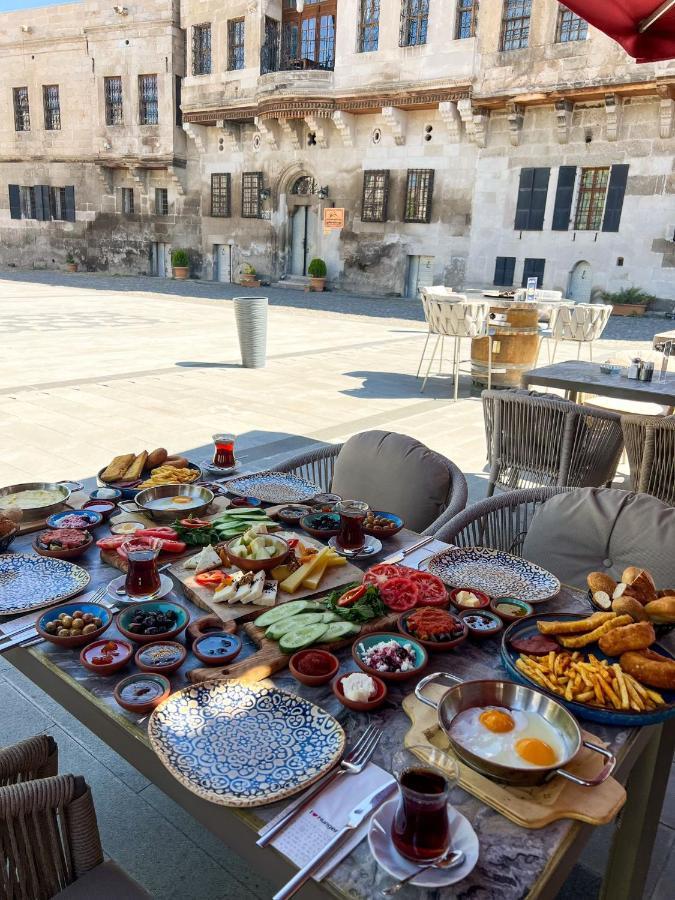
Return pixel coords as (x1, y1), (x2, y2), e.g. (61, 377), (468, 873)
(296, 652), (333, 676)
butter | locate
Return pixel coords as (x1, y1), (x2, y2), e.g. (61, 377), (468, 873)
(342, 673), (376, 703)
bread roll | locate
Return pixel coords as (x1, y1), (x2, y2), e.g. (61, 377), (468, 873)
(146, 448), (168, 470)
(617, 568), (657, 605)
(587, 572), (617, 596)
(163, 455), (189, 469)
(612, 595), (650, 622)
(644, 596), (675, 624)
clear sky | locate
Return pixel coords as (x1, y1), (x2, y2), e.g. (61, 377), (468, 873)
(0, 0), (79, 10)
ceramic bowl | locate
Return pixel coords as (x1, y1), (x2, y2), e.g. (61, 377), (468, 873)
(116, 601), (189, 645)
(80, 638), (133, 675)
(490, 597), (534, 623)
(459, 609), (503, 640)
(0, 523), (18, 553)
(448, 587), (491, 612)
(89, 487), (123, 503)
(311, 493), (342, 511)
(397, 608), (468, 652)
(276, 504), (312, 526)
(135, 641), (187, 674)
(36, 602), (112, 648)
(186, 614), (236, 647)
(81, 499), (117, 520)
(332, 672), (388, 711)
(363, 511), (404, 538)
(46, 509), (103, 530)
(289, 649), (339, 686)
(230, 496), (262, 508)
(300, 512), (340, 540)
(110, 521), (145, 536)
(225, 535), (289, 572)
(33, 530), (93, 560)
(192, 632), (242, 665)
(114, 673), (171, 714)
(352, 632), (428, 682)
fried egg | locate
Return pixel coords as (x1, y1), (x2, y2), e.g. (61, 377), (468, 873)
(451, 706), (564, 769)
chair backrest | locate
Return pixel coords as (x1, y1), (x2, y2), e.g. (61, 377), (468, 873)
(0, 774), (104, 897)
(330, 430), (467, 533)
(621, 414), (675, 506)
(552, 303), (613, 342)
(433, 300), (491, 338)
(0, 735), (57, 787)
(421, 285), (455, 299)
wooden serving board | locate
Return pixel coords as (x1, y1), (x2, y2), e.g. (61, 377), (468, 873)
(402, 685), (626, 829)
(187, 610), (399, 684)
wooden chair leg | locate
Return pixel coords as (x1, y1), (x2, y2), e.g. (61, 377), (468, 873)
(421, 335), (440, 393)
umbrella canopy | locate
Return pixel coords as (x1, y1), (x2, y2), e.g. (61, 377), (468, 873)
(562, 0), (675, 62)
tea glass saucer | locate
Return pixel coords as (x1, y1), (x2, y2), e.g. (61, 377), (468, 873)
(200, 459), (239, 476)
(106, 573), (173, 607)
(328, 536), (383, 559)
(368, 798), (479, 888)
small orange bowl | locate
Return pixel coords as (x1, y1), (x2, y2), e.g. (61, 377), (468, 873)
(289, 649), (339, 686)
(332, 673), (388, 711)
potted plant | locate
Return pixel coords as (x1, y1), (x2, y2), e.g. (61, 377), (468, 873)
(602, 286), (656, 317)
(240, 263), (261, 288)
(307, 258), (327, 292)
(65, 253), (78, 273)
(171, 248), (190, 280)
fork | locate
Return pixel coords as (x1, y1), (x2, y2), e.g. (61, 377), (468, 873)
(257, 723), (383, 847)
(2, 586), (110, 650)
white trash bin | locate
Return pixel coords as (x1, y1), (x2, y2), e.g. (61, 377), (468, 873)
(233, 296), (268, 368)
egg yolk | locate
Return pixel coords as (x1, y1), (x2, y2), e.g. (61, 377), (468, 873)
(171, 497), (192, 504)
(479, 709), (515, 733)
(515, 738), (557, 766)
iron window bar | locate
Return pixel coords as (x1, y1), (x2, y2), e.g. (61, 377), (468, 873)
(455, 0), (478, 40)
(211, 174), (232, 217)
(404, 169), (434, 223)
(139, 75), (158, 125)
(43, 85), (61, 130)
(399, 0), (429, 47)
(500, 0), (531, 51)
(556, 7), (588, 42)
(361, 170), (389, 222)
(192, 24), (212, 75)
(574, 167), (610, 231)
(13, 87), (30, 132)
(358, 0), (380, 52)
(104, 76), (123, 126)
(228, 18), (246, 70)
(242, 172), (263, 218)
(261, 16), (280, 73)
(155, 188), (168, 216)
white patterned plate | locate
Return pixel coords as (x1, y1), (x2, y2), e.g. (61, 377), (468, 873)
(224, 472), (319, 504)
(148, 681), (345, 807)
(0, 553), (90, 615)
(427, 547), (560, 604)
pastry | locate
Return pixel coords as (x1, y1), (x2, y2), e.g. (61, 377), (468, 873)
(101, 453), (135, 482)
(558, 615), (633, 649)
(587, 572), (617, 596)
(122, 451), (148, 481)
(620, 648), (675, 691)
(644, 596), (675, 624)
(598, 621), (655, 656)
(537, 612), (615, 635)
(612, 596), (650, 623)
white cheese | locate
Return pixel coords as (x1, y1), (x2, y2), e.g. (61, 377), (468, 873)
(255, 580), (278, 607)
(341, 673), (376, 704)
(194, 545), (223, 575)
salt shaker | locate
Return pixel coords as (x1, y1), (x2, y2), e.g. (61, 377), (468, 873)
(627, 358), (641, 380)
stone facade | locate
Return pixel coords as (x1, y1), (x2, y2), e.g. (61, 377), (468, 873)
(1, 0), (674, 298)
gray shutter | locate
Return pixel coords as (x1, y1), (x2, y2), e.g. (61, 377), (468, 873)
(8, 185), (21, 219)
(493, 256), (516, 287)
(602, 164), (629, 233)
(552, 166), (577, 231)
(529, 168), (550, 230)
(34, 185), (51, 221)
(514, 168), (534, 230)
(64, 186), (76, 222)
(521, 258), (546, 287)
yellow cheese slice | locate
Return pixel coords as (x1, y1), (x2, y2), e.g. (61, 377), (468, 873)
(302, 557), (329, 591)
(280, 547), (331, 593)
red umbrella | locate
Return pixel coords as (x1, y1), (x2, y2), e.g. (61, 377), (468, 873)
(562, 0), (675, 62)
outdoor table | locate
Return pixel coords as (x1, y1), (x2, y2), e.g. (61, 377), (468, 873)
(653, 328), (675, 348)
(3, 524), (675, 900)
(521, 360), (675, 407)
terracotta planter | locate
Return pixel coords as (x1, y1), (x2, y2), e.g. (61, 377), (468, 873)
(172, 266), (189, 280)
(611, 304), (647, 317)
(66, 263), (78, 273)
(310, 276), (326, 292)
(240, 273), (261, 288)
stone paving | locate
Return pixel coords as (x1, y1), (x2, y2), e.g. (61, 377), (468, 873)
(1, 269), (673, 899)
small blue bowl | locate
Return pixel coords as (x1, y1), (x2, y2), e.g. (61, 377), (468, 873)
(352, 632), (428, 682)
(301, 512), (340, 538)
(37, 601), (112, 648)
(363, 510), (404, 538)
(89, 487), (123, 502)
(46, 509), (103, 530)
(116, 600), (190, 644)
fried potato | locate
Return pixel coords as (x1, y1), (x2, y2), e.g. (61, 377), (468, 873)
(537, 612), (616, 636)
(138, 465), (200, 489)
(558, 615), (632, 649)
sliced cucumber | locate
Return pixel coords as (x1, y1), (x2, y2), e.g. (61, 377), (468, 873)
(279, 623), (329, 652)
(254, 600), (313, 628)
(265, 613), (326, 640)
(320, 622), (361, 643)
(321, 612), (343, 624)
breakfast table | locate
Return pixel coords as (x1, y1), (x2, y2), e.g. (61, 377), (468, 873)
(521, 360), (675, 407)
(2, 497), (674, 900)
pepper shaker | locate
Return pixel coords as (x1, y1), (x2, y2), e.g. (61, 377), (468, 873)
(639, 361), (654, 383)
(627, 358), (641, 380)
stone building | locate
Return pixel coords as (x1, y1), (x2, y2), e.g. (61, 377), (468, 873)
(1, 0), (674, 299)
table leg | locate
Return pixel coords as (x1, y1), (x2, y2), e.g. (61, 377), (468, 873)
(599, 719), (675, 900)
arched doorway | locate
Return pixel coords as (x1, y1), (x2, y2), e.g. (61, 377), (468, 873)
(568, 261), (592, 303)
(289, 175), (319, 276)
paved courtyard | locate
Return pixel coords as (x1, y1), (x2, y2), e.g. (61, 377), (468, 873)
(1, 270), (673, 898)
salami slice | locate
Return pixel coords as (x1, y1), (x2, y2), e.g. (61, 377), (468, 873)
(509, 635), (560, 656)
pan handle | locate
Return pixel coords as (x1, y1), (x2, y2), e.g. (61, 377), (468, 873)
(58, 480), (84, 492)
(117, 501), (141, 513)
(415, 672), (463, 710)
(554, 741), (616, 787)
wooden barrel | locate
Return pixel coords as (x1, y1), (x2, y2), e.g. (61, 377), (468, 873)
(471, 305), (541, 388)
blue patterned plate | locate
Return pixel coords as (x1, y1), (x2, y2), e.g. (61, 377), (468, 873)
(427, 547), (560, 604)
(148, 681), (345, 807)
(0, 553), (90, 615)
(224, 472), (319, 504)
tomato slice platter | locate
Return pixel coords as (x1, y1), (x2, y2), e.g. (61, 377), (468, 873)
(363, 563), (449, 612)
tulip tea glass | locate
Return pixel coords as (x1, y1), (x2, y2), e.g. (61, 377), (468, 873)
(212, 433), (236, 469)
(335, 500), (369, 551)
(123, 538), (162, 598)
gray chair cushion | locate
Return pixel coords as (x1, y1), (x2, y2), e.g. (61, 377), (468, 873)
(54, 859), (151, 900)
(330, 431), (450, 533)
(521, 487), (675, 591)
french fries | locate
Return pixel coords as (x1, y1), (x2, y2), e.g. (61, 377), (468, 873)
(138, 465), (200, 489)
(516, 651), (665, 712)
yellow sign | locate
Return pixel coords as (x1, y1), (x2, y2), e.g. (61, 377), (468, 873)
(323, 208), (345, 230)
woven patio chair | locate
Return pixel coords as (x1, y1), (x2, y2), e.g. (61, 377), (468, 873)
(482, 390), (624, 497)
(275, 430), (468, 534)
(416, 290), (466, 380)
(550, 303), (613, 362)
(0, 734), (58, 786)
(622, 414), (675, 506)
(0, 773), (150, 899)
(420, 300), (494, 400)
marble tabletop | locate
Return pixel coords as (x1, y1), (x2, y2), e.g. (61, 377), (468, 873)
(3, 522), (637, 900)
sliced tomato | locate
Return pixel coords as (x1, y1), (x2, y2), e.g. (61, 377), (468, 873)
(195, 570), (229, 587)
(137, 527), (178, 540)
(337, 585), (367, 608)
(179, 518), (212, 529)
(363, 563), (405, 587)
(155, 539), (186, 554)
(409, 571), (449, 607)
(286, 538), (300, 549)
(96, 535), (127, 551)
(380, 576), (420, 612)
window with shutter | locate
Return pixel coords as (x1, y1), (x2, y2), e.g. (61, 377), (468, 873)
(34, 185), (51, 221)
(602, 165), (629, 233)
(521, 258), (545, 287)
(8, 185), (21, 220)
(494, 256), (516, 287)
(552, 166), (577, 231)
(64, 186), (76, 222)
(514, 168), (549, 231)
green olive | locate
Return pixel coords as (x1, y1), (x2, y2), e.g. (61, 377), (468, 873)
(44, 621), (58, 634)
(92, 617), (103, 628)
(72, 610), (84, 619)
(57, 628), (70, 637)
(71, 619), (84, 631)
(82, 623), (97, 635)
(60, 615), (73, 628)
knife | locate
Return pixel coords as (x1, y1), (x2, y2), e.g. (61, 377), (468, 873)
(381, 536), (434, 565)
(273, 781), (396, 900)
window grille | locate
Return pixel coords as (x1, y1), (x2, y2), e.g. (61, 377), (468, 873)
(556, 7), (588, 42)
(574, 167), (610, 231)
(361, 171), (389, 222)
(404, 169), (434, 223)
(43, 85), (61, 130)
(13, 87), (30, 132)
(139, 75), (158, 125)
(261, 17), (280, 73)
(50, 187), (67, 220)
(20, 186), (36, 219)
(242, 172), (263, 218)
(104, 76), (123, 126)
(228, 19), (246, 70)
(456, 0), (478, 40)
(155, 188), (169, 216)
(192, 24), (212, 75)
(500, 0), (531, 51)
(358, 1), (380, 53)
(211, 174), (231, 217)
(121, 188), (134, 215)
(400, 0), (429, 47)
(291, 176), (317, 195)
